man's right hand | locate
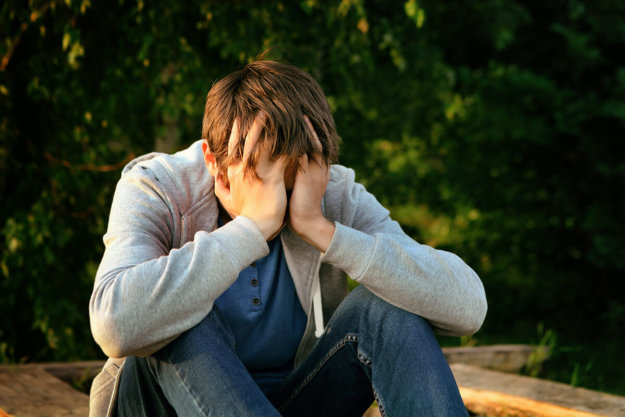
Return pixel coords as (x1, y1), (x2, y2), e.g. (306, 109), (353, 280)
(214, 112), (288, 240)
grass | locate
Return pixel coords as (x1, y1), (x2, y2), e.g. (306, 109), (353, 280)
(439, 326), (625, 397)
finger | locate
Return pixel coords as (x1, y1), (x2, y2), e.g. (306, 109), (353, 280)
(292, 154), (308, 185)
(243, 111), (268, 162)
(303, 115), (323, 154)
(297, 150), (328, 186)
(298, 153), (309, 170)
(269, 154), (289, 178)
(227, 119), (240, 157)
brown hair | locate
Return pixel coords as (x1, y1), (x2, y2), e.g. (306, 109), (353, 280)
(201, 60), (340, 178)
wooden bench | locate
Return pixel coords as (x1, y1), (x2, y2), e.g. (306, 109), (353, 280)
(2, 347), (625, 417)
(0, 364), (89, 416)
(453, 363), (625, 417)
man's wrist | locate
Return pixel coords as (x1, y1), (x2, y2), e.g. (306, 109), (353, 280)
(238, 215), (279, 241)
(292, 216), (335, 253)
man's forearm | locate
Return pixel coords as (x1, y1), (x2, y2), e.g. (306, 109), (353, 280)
(292, 216), (336, 253)
(90, 217), (268, 358)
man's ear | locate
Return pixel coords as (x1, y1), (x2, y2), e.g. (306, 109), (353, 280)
(201, 140), (219, 178)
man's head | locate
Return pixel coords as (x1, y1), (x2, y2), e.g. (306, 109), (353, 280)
(201, 60), (340, 187)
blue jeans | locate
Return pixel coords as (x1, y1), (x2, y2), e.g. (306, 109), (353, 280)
(117, 286), (468, 416)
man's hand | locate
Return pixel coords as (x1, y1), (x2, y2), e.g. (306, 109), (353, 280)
(214, 113), (288, 240)
(288, 116), (336, 252)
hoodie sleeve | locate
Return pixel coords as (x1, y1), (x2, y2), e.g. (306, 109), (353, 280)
(89, 167), (268, 358)
(321, 166), (487, 336)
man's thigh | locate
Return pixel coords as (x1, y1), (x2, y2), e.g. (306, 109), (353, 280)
(269, 285), (467, 417)
(117, 309), (281, 417)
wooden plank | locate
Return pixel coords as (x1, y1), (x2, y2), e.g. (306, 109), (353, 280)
(2, 358), (622, 417)
(39, 360), (105, 385)
(452, 364), (625, 417)
(362, 406), (382, 417)
(0, 366), (89, 417)
(461, 387), (607, 417)
(443, 344), (549, 374)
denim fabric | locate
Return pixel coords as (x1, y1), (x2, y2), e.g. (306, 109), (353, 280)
(117, 286), (467, 417)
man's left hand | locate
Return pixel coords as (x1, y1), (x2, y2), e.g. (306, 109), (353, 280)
(288, 116), (336, 252)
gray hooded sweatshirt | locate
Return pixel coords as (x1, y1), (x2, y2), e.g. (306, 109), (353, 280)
(88, 140), (487, 416)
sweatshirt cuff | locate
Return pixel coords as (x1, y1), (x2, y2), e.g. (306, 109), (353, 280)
(321, 222), (377, 279)
(197, 216), (269, 272)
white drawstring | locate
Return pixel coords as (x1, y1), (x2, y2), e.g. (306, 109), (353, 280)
(313, 198), (327, 338)
(312, 259), (325, 338)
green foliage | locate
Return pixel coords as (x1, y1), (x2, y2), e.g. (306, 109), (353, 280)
(1, 0), (624, 393)
(523, 323), (558, 378)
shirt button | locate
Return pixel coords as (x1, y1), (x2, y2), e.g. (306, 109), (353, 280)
(252, 297), (260, 306)
(251, 278), (258, 287)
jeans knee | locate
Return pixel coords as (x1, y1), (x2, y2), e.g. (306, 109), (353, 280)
(343, 285), (434, 338)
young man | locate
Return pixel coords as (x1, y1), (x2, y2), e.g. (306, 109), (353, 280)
(89, 60), (487, 417)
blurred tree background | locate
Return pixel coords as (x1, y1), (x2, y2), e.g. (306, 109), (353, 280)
(1, 0), (624, 394)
